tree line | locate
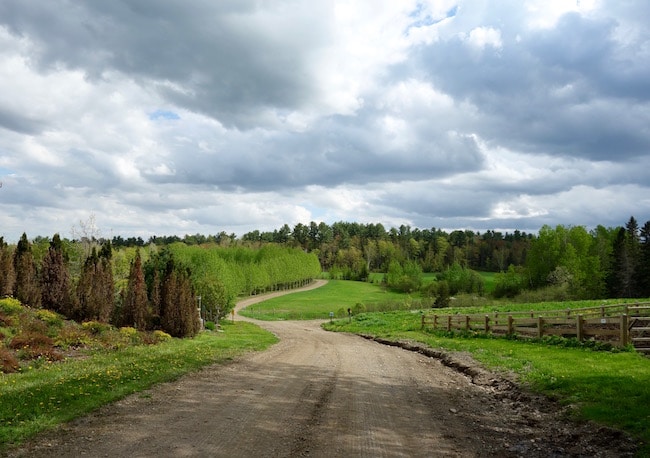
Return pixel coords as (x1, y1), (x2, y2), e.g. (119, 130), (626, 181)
(0, 235), (320, 337)
(1, 215), (648, 327)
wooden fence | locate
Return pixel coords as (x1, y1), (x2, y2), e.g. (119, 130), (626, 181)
(421, 302), (650, 352)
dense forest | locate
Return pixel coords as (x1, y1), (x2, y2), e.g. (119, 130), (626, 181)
(1, 216), (649, 337)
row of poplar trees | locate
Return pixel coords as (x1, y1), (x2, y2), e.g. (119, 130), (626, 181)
(0, 233), (200, 338)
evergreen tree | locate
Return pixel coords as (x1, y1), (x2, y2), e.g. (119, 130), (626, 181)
(608, 227), (636, 298)
(637, 221), (650, 297)
(0, 237), (15, 297)
(120, 249), (149, 329)
(40, 234), (73, 315)
(159, 257), (199, 337)
(625, 216), (641, 296)
(13, 233), (41, 307)
(76, 241), (115, 322)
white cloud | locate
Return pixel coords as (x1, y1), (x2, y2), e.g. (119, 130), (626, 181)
(466, 26), (503, 49)
(0, 0), (648, 241)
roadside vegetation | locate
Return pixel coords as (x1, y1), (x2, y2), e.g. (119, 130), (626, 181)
(322, 309), (650, 455)
(0, 296), (277, 449)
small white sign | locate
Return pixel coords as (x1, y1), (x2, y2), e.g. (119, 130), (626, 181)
(600, 318), (607, 324)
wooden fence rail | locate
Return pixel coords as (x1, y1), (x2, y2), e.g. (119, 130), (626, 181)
(421, 302), (650, 350)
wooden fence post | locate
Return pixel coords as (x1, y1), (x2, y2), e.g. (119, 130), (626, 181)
(447, 315), (452, 332)
(577, 315), (584, 342)
(465, 315), (470, 331)
(484, 315), (489, 333)
(434, 315), (438, 329)
(537, 316), (544, 339)
(508, 315), (514, 335)
(421, 314), (425, 330)
(620, 314), (628, 346)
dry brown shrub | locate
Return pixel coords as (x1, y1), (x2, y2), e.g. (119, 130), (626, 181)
(0, 347), (19, 373)
(9, 331), (62, 361)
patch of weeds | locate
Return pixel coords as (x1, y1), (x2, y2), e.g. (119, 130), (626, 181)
(81, 321), (111, 336)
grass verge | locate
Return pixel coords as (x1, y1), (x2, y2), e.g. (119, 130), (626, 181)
(0, 321), (277, 450)
(323, 310), (650, 455)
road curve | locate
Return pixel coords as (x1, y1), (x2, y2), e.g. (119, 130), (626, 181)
(5, 280), (636, 457)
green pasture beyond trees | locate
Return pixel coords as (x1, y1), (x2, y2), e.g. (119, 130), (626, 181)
(0, 322), (277, 450)
(240, 279), (649, 452)
(239, 279), (408, 320)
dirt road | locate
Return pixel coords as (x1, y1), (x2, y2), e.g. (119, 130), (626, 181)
(5, 281), (637, 457)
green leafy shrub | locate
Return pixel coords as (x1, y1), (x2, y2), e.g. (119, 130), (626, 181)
(82, 320), (110, 335)
(153, 330), (172, 343)
(36, 309), (64, 327)
(119, 326), (143, 345)
(204, 321), (216, 331)
(0, 298), (22, 315)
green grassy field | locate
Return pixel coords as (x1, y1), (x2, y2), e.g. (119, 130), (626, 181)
(0, 322), (277, 450)
(239, 279), (408, 320)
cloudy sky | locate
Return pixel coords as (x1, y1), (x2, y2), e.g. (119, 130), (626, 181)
(1, 0), (649, 242)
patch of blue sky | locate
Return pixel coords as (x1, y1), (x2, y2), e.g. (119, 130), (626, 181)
(407, 3), (458, 29)
(149, 109), (181, 121)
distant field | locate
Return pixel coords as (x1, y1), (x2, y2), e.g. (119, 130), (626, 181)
(238, 277), (635, 322)
(239, 279), (406, 320)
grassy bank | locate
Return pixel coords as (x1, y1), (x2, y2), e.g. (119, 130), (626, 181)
(323, 310), (650, 454)
(0, 322), (277, 449)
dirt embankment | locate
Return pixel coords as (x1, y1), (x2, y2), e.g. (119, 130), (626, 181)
(4, 280), (638, 457)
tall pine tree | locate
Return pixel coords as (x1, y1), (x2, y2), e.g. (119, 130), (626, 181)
(41, 234), (73, 315)
(76, 241), (115, 322)
(159, 257), (199, 338)
(0, 237), (15, 297)
(120, 249), (149, 329)
(13, 233), (41, 307)
(637, 221), (650, 297)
